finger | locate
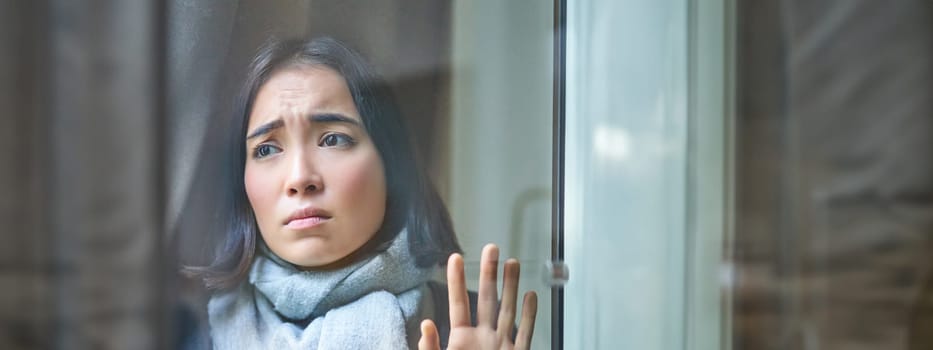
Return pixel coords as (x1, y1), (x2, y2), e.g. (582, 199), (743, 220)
(477, 244), (500, 328)
(447, 253), (472, 328)
(514, 291), (538, 350)
(497, 258), (520, 339)
(418, 319), (441, 350)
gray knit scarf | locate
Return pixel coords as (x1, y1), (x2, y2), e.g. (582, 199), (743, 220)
(208, 229), (436, 349)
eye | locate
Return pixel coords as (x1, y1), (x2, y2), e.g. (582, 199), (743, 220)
(319, 133), (355, 148)
(252, 143), (282, 159)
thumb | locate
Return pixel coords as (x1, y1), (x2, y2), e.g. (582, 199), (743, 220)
(418, 319), (441, 350)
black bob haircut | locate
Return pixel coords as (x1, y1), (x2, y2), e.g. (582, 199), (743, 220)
(188, 36), (461, 290)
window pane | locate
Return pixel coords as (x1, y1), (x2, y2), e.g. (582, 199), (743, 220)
(565, 0), (691, 348)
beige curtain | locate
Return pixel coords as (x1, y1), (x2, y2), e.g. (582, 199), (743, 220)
(735, 1), (933, 349)
(0, 1), (165, 349)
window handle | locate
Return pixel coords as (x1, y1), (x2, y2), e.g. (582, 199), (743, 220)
(544, 260), (569, 288)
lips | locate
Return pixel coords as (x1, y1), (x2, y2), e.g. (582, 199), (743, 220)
(284, 207), (332, 230)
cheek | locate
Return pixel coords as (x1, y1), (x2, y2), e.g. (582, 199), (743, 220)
(244, 167), (277, 221)
(334, 154), (387, 222)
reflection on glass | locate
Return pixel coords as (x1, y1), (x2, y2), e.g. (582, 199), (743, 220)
(565, 0), (689, 348)
(450, 1), (554, 348)
(734, 2), (933, 349)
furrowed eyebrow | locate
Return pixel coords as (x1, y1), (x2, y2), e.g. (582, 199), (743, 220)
(246, 119), (284, 140)
(309, 113), (361, 127)
(245, 113), (360, 141)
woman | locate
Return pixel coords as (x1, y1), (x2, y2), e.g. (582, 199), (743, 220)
(188, 37), (537, 349)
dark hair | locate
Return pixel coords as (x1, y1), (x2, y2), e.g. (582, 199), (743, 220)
(187, 37), (460, 290)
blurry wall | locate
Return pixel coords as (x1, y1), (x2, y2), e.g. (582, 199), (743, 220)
(0, 1), (166, 349)
(735, 1), (933, 349)
(0, 2), (55, 348)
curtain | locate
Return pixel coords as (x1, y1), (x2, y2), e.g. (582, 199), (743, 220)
(735, 1), (933, 349)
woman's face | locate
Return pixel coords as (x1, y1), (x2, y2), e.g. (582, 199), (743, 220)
(244, 66), (387, 268)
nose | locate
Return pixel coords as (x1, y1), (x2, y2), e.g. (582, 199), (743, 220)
(284, 150), (323, 196)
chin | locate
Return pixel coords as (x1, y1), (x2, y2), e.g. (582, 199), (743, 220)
(293, 249), (352, 270)
(286, 251), (338, 269)
(277, 237), (333, 264)
(275, 236), (365, 269)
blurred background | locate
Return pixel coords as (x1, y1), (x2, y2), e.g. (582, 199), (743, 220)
(1, 0), (932, 349)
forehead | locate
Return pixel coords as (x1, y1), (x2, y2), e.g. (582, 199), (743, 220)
(248, 66), (357, 126)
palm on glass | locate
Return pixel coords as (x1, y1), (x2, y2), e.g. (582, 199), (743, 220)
(419, 244), (538, 350)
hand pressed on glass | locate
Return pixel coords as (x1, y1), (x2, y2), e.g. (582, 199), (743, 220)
(419, 244), (538, 350)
